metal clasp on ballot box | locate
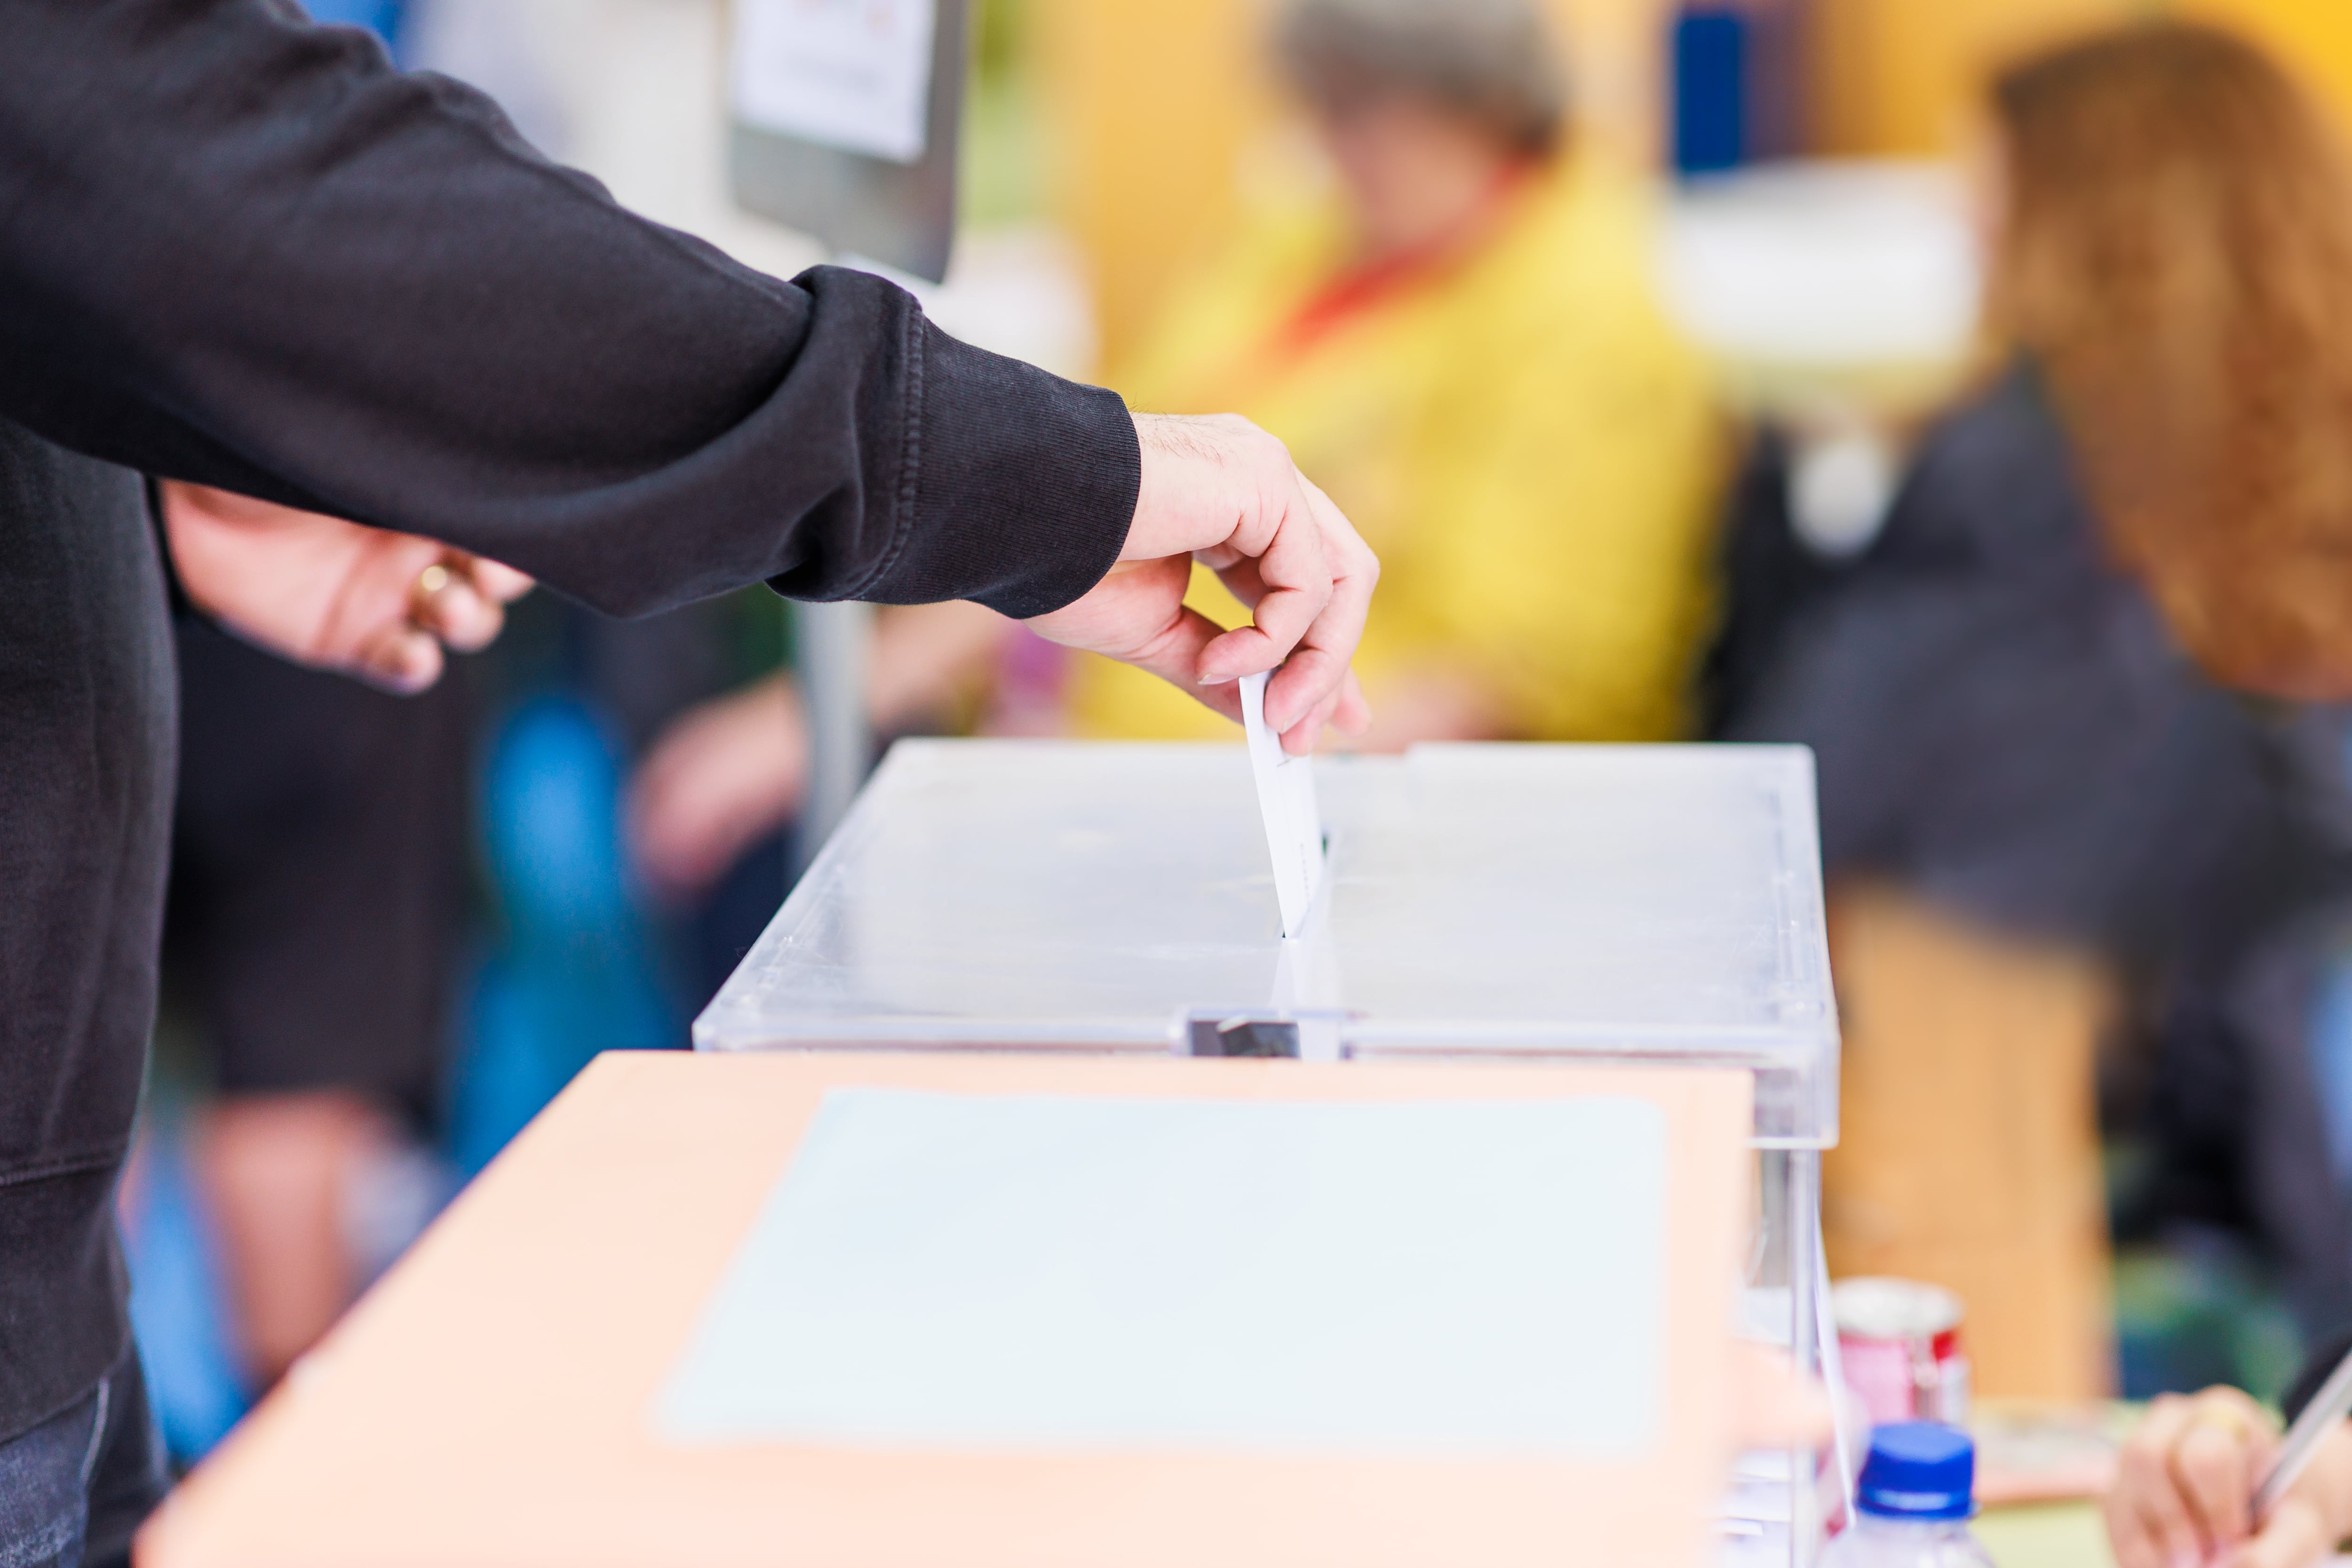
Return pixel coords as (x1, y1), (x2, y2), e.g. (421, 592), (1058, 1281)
(1184, 1009), (1350, 1062)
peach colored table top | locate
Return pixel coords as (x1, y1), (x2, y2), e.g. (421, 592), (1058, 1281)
(140, 1051), (1752, 1568)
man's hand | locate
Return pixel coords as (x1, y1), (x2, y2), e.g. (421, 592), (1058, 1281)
(159, 481), (532, 693)
(1025, 413), (1377, 755)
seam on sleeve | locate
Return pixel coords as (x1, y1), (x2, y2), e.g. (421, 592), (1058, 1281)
(0, 1149), (133, 1191)
(844, 301), (925, 601)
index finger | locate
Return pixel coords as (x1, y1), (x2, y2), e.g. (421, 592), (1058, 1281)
(2105, 1483), (2162, 1568)
(1195, 479), (1333, 684)
(1263, 472), (1376, 741)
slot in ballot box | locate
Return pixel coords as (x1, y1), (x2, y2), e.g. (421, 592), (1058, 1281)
(696, 739), (1843, 1563)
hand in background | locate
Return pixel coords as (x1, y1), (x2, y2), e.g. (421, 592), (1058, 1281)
(159, 481), (532, 693)
(1026, 413), (1377, 756)
(627, 603), (1011, 900)
(1727, 1343), (1835, 1455)
(627, 674), (810, 901)
(2104, 1386), (2352, 1568)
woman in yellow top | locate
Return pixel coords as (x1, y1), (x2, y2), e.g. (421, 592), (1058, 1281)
(1072, 0), (1722, 747)
(617, 0), (1724, 896)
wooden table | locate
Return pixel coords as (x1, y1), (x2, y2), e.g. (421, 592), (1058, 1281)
(140, 1050), (1751, 1568)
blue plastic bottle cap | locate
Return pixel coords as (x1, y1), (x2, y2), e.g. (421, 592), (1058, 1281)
(1856, 1421), (1976, 1521)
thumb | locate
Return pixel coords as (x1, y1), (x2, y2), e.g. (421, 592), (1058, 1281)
(2233, 1497), (2334, 1568)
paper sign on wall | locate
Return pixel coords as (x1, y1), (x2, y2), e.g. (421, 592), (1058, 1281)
(731, 0), (937, 165)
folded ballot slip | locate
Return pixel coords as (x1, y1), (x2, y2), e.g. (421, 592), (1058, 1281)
(1240, 669), (1327, 939)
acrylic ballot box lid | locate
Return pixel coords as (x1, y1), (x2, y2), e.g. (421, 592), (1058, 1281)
(694, 740), (1839, 1147)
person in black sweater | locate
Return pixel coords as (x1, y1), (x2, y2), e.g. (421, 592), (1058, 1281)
(0, 1), (1376, 1560)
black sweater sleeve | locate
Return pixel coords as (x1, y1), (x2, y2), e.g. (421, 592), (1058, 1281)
(0, 0), (1136, 620)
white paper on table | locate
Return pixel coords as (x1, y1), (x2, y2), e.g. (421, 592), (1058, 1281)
(731, 0), (936, 165)
(1240, 669), (1325, 939)
(654, 1087), (1667, 1456)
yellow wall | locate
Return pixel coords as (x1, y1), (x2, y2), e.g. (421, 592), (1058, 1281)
(2177, 0), (2352, 133)
(1029, 0), (1670, 372)
(1804, 0), (2352, 157)
(1028, 0), (1267, 371)
(1030, 0), (2352, 369)
(1803, 0), (2141, 156)
(1551, 0), (1673, 167)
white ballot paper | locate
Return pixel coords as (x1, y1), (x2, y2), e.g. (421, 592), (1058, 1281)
(1240, 670), (1325, 939)
(731, 0), (937, 165)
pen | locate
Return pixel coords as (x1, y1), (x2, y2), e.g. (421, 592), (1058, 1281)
(2255, 1342), (2352, 1523)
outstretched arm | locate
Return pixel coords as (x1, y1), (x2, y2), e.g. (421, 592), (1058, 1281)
(4, 0), (1369, 730)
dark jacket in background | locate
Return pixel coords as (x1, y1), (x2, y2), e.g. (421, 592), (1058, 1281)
(1719, 364), (2333, 961)
(165, 615), (473, 1129)
(0, 0), (1139, 1440)
(1714, 362), (2352, 1327)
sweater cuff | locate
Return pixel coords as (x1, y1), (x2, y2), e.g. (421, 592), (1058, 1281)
(874, 319), (1139, 619)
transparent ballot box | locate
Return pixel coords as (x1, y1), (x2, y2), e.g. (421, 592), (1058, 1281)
(695, 739), (1842, 1562)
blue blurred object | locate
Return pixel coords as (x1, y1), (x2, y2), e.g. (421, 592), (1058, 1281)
(1673, 8), (1749, 176)
(448, 696), (679, 1178)
(127, 694), (682, 1465)
(2312, 946), (2352, 1184)
(121, 1118), (249, 1464)
(301, 0), (406, 55)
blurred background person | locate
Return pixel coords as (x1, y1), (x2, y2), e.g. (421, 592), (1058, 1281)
(1074, 0), (1720, 749)
(1867, 21), (2352, 1568)
(620, 0), (1726, 898)
(156, 619), (471, 1401)
(1714, 16), (2352, 1409)
(626, 605), (1009, 905)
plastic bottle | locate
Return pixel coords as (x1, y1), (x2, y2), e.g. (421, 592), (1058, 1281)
(1821, 1421), (1997, 1567)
